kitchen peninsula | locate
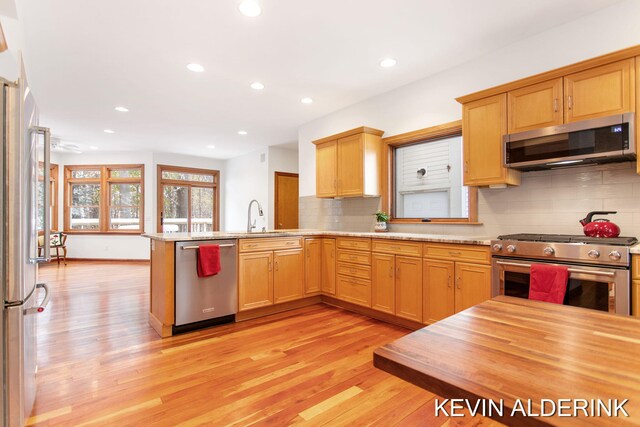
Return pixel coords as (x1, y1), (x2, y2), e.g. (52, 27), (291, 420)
(144, 230), (490, 337)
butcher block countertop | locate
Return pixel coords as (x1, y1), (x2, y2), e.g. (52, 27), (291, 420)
(142, 230), (491, 245)
(374, 296), (640, 426)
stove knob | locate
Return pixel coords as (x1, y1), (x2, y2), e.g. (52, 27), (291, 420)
(587, 249), (600, 259)
(492, 243), (503, 252)
(609, 250), (622, 261)
(543, 247), (555, 256)
(506, 245), (516, 253)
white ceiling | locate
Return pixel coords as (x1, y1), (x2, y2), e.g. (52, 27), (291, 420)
(16, 0), (622, 158)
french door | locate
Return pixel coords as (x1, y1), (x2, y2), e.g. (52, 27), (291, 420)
(157, 165), (220, 233)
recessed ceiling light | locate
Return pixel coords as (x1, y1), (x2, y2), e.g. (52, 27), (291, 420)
(238, 0), (262, 17)
(103, 129), (115, 134)
(187, 63), (205, 73)
(207, 144), (216, 149)
(89, 146), (98, 150)
(250, 82), (265, 90)
(379, 58), (397, 68)
(238, 130), (248, 135)
(301, 97), (313, 104)
(114, 106), (129, 112)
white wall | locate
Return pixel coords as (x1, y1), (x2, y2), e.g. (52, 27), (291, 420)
(267, 146), (299, 229)
(298, 0), (640, 197)
(224, 149), (269, 232)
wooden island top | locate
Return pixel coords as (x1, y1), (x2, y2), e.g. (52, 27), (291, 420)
(374, 296), (640, 426)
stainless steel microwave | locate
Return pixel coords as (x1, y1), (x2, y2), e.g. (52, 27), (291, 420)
(504, 113), (635, 171)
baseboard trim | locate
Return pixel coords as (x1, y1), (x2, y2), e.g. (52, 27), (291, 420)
(321, 296), (425, 331)
(236, 296), (322, 322)
(65, 258), (150, 263)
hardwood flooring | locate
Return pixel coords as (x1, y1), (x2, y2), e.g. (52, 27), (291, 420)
(31, 261), (499, 426)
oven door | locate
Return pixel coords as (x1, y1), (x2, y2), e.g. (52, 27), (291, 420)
(492, 258), (630, 315)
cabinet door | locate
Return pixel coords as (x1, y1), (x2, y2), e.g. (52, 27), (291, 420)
(372, 253), (395, 314)
(316, 140), (337, 197)
(564, 59), (635, 123)
(508, 78), (563, 133)
(337, 134), (364, 196)
(321, 239), (336, 294)
(454, 262), (492, 313)
(304, 238), (322, 295)
(336, 275), (371, 307)
(395, 256), (423, 322)
(273, 249), (305, 304)
(423, 260), (455, 324)
(238, 252), (273, 311)
(462, 94), (519, 186)
(633, 280), (640, 316)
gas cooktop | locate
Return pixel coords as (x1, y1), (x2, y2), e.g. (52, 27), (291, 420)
(497, 233), (638, 247)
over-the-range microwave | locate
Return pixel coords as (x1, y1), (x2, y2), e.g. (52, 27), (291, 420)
(504, 113), (635, 171)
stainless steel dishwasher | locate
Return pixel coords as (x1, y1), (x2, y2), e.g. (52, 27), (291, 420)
(174, 240), (237, 332)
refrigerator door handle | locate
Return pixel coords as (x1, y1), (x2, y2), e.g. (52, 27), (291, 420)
(29, 126), (51, 264)
(24, 283), (50, 314)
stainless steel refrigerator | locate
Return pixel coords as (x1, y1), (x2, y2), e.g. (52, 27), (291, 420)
(1, 60), (51, 426)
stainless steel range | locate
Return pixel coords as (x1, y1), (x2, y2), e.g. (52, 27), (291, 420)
(491, 233), (638, 315)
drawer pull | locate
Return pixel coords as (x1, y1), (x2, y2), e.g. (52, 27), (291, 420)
(286, 241), (296, 245)
(449, 251), (462, 255)
(247, 244), (257, 248)
(349, 256), (357, 260)
(350, 268), (357, 273)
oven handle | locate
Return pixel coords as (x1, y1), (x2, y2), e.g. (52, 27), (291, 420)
(495, 261), (617, 277)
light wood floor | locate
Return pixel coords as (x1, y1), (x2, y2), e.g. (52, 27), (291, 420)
(31, 261), (498, 426)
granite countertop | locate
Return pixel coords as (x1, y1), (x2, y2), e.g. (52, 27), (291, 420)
(142, 229), (491, 246)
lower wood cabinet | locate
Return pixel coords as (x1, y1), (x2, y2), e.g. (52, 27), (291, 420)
(423, 259), (491, 323)
(395, 256), (423, 322)
(238, 251), (274, 311)
(273, 249), (304, 304)
(304, 238), (322, 295)
(336, 275), (371, 307)
(321, 239), (336, 294)
(372, 253), (395, 314)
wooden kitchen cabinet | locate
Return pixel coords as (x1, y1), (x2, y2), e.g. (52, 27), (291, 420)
(238, 251), (274, 311)
(372, 253), (395, 314)
(371, 240), (422, 321)
(423, 259), (455, 323)
(632, 254), (640, 316)
(315, 140), (337, 197)
(423, 243), (491, 324)
(508, 78), (563, 133)
(273, 249), (304, 304)
(313, 127), (384, 198)
(462, 94), (520, 187)
(564, 59), (635, 123)
(454, 262), (492, 313)
(304, 238), (322, 295)
(335, 237), (372, 307)
(321, 238), (336, 294)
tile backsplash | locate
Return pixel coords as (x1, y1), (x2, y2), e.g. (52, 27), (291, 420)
(300, 162), (640, 239)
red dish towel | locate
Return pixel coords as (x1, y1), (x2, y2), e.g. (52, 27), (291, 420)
(529, 263), (569, 304)
(197, 245), (221, 278)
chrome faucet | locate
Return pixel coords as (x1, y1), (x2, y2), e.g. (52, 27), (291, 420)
(247, 199), (264, 232)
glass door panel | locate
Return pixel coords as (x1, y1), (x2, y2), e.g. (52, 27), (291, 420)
(191, 187), (214, 232)
(162, 185), (189, 232)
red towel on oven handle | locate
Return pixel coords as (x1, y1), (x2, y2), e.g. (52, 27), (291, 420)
(197, 244), (221, 278)
(528, 263), (569, 304)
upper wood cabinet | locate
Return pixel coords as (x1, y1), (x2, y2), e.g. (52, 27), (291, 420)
(508, 78), (563, 133)
(564, 59), (635, 123)
(463, 94), (520, 187)
(313, 127), (384, 198)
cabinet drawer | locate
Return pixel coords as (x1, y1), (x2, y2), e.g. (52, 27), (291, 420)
(337, 262), (371, 280)
(372, 239), (422, 257)
(336, 237), (371, 251)
(239, 237), (302, 252)
(336, 249), (371, 265)
(423, 243), (490, 264)
(336, 275), (371, 307)
(633, 255), (640, 279)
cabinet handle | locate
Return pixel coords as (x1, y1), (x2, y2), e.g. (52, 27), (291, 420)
(448, 274), (452, 288)
(247, 244), (257, 248)
(275, 261), (279, 271)
(286, 241), (295, 245)
(307, 250), (310, 258)
(456, 277), (461, 289)
(268, 261), (272, 271)
(396, 266), (400, 279)
(449, 251), (462, 256)
(350, 255), (357, 260)
(389, 266), (393, 278)
(331, 250), (334, 259)
(464, 161), (468, 173)
(568, 95), (573, 110)
(553, 98), (558, 112)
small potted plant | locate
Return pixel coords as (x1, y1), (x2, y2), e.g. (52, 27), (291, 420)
(374, 210), (390, 232)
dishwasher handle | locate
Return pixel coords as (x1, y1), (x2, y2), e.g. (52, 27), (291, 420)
(181, 243), (236, 250)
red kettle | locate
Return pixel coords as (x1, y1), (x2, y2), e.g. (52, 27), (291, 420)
(579, 211), (620, 238)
